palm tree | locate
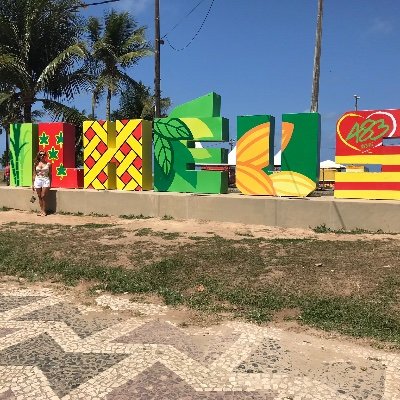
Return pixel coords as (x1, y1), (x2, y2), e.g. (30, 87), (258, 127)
(111, 81), (171, 120)
(87, 10), (151, 120)
(0, 88), (22, 164)
(310, 0), (323, 113)
(0, 0), (90, 122)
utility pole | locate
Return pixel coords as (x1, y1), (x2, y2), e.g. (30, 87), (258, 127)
(310, 0), (323, 113)
(354, 95), (360, 111)
(5, 127), (9, 164)
(154, 0), (162, 118)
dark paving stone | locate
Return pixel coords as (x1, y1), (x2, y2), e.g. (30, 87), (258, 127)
(0, 328), (19, 338)
(114, 320), (239, 365)
(235, 338), (281, 374)
(235, 338), (386, 399)
(17, 303), (124, 338)
(0, 333), (127, 398)
(106, 362), (276, 400)
(0, 389), (16, 399)
(315, 360), (385, 400)
(0, 296), (44, 312)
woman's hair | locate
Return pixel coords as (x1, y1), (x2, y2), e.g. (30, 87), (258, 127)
(34, 151), (46, 167)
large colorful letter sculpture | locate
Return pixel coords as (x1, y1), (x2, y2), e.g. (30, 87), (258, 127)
(37, 123), (83, 188)
(153, 93), (229, 194)
(83, 119), (152, 190)
(10, 122), (82, 188)
(236, 113), (321, 196)
(335, 110), (400, 200)
(10, 123), (38, 187)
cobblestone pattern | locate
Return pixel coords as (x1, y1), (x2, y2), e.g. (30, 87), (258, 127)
(0, 287), (399, 399)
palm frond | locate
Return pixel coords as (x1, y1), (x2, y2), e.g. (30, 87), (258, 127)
(40, 98), (87, 125)
(121, 27), (149, 52)
(92, 41), (118, 65)
(118, 48), (152, 67)
(0, 91), (15, 106)
(44, 65), (94, 101)
(115, 70), (138, 88)
(0, 54), (31, 89)
(31, 109), (45, 122)
(87, 17), (102, 44)
(35, 42), (88, 91)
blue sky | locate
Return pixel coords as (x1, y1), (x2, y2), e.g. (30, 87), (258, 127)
(2, 0), (400, 161)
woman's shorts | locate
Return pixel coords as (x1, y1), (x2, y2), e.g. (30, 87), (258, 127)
(34, 177), (50, 189)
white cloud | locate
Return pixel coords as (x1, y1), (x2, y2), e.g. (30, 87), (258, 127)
(111, 0), (152, 15)
(367, 17), (393, 35)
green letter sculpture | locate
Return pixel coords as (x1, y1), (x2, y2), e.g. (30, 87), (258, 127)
(10, 123), (38, 187)
(153, 93), (228, 194)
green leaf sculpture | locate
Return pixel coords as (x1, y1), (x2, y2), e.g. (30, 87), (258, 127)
(154, 118), (192, 140)
(154, 133), (172, 176)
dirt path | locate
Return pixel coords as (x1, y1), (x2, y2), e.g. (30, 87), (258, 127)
(1, 209), (399, 242)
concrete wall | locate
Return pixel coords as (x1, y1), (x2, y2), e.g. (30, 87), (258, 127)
(0, 186), (400, 232)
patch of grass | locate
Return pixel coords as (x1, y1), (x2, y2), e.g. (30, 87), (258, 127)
(0, 206), (11, 211)
(155, 232), (180, 240)
(1, 225), (400, 344)
(246, 309), (272, 323)
(133, 228), (180, 240)
(78, 223), (112, 229)
(300, 296), (400, 343)
(120, 214), (152, 220)
(134, 228), (153, 236)
(235, 231), (254, 237)
(58, 211), (84, 216)
(188, 235), (209, 241)
(161, 215), (174, 220)
(88, 212), (109, 217)
(3, 221), (18, 226)
(312, 223), (393, 235)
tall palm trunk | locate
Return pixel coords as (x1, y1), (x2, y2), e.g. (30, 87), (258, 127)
(310, 0), (323, 113)
(106, 87), (112, 120)
(23, 102), (32, 122)
(22, 92), (34, 122)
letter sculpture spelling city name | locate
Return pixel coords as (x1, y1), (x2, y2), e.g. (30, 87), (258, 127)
(8, 93), (400, 201)
(236, 113), (321, 196)
(153, 93), (228, 194)
(83, 119), (152, 190)
(335, 109), (400, 200)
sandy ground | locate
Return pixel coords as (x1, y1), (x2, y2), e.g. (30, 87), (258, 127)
(1, 209), (399, 242)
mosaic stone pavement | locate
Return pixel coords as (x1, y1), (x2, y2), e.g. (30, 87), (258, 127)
(0, 287), (399, 399)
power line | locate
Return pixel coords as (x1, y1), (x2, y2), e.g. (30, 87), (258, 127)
(164, 0), (215, 51)
(161, 0), (209, 39)
(70, 0), (121, 10)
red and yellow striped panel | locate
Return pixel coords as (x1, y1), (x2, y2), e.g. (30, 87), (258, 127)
(83, 119), (152, 191)
(334, 172), (400, 200)
(335, 110), (400, 200)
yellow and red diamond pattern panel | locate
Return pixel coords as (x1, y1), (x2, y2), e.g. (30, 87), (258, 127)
(83, 119), (151, 191)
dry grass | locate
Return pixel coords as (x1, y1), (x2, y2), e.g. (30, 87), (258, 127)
(0, 214), (399, 346)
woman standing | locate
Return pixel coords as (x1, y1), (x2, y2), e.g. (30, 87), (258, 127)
(32, 151), (51, 216)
